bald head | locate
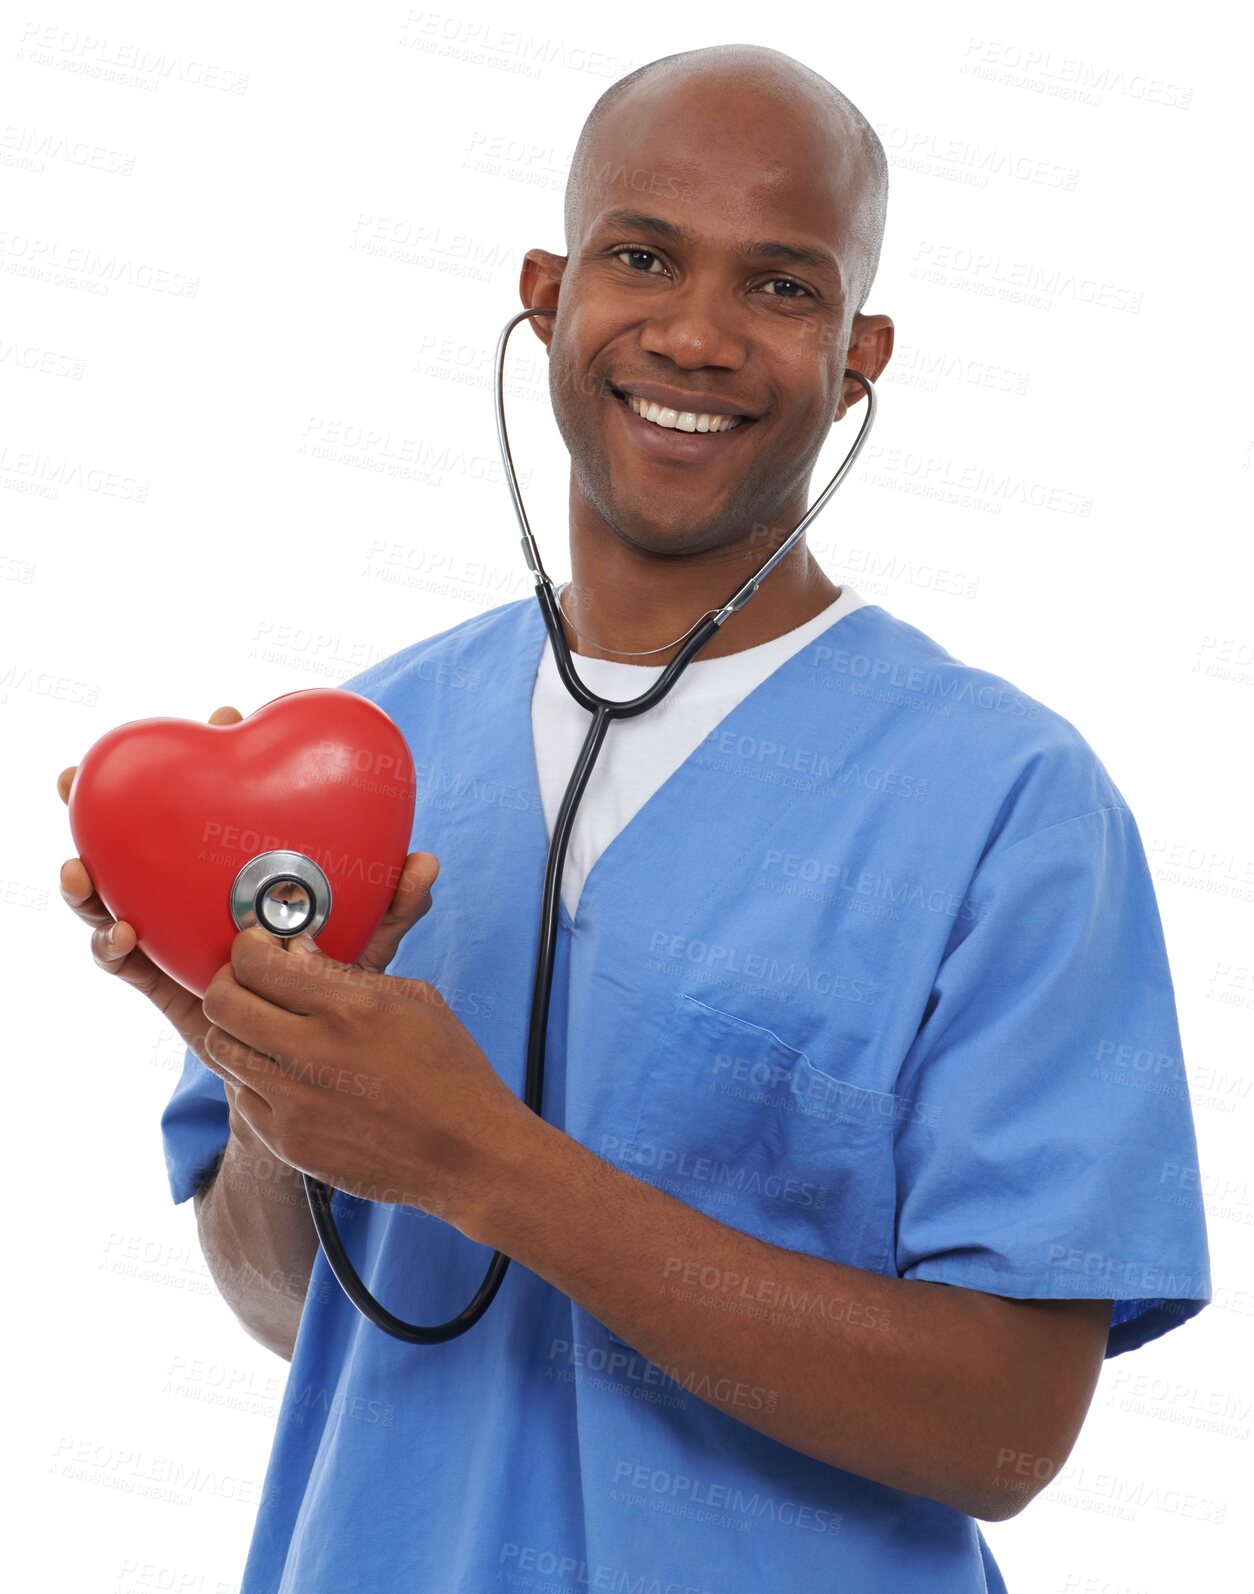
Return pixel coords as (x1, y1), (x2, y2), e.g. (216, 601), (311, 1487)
(563, 44), (888, 316)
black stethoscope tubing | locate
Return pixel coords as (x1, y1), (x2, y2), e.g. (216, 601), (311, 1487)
(303, 305), (877, 1342)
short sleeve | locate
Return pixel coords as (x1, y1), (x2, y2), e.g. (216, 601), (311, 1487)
(160, 1045), (230, 1204)
(892, 804), (1213, 1358)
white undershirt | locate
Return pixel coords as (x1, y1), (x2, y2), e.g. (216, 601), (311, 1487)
(531, 583), (868, 920)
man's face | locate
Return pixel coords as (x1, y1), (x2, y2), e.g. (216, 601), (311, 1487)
(531, 83), (877, 559)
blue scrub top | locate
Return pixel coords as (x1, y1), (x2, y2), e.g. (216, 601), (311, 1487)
(162, 595), (1212, 1593)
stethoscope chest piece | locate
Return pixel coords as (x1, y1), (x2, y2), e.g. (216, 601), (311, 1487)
(230, 849), (332, 939)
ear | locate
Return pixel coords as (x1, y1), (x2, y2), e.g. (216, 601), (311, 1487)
(836, 313), (894, 422)
(518, 249), (566, 349)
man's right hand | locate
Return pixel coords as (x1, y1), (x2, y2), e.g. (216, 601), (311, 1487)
(57, 703), (441, 1082)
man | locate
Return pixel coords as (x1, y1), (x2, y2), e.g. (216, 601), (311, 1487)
(65, 43), (1211, 1593)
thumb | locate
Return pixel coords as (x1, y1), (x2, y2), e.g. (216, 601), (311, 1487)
(354, 851), (440, 974)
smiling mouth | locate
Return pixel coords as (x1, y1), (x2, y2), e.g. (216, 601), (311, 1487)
(609, 386), (757, 435)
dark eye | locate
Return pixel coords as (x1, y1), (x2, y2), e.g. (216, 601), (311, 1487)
(761, 277), (813, 299)
(613, 247), (668, 275)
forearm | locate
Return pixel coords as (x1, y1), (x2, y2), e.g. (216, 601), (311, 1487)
(193, 1110), (320, 1360)
(463, 1110), (1066, 1520)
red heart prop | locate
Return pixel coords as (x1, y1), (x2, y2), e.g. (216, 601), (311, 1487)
(67, 689), (418, 998)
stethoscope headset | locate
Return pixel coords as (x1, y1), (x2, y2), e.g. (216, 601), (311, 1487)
(301, 303), (879, 1341)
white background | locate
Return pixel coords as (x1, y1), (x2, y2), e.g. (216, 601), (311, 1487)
(4, 1), (1251, 1588)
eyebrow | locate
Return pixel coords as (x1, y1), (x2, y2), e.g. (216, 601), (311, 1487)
(593, 208), (844, 290)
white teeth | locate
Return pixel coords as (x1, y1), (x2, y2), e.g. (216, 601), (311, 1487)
(625, 394), (744, 432)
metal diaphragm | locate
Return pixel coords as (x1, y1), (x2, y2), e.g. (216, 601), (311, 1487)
(229, 850), (332, 939)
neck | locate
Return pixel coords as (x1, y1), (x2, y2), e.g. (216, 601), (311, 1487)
(558, 501), (841, 666)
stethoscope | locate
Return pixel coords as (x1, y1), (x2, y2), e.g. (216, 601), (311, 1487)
(298, 304), (878, 1342)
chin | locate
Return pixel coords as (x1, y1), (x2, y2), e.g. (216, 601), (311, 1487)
(602, 481), (735, 548)
(576, 455), (744, 556)
(607, 510), (731, 559)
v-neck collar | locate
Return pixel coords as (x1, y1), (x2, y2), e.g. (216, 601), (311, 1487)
(503, 590), (875, 932)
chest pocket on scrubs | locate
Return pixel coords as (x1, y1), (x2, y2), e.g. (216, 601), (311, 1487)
(620, 993), (901, 1276)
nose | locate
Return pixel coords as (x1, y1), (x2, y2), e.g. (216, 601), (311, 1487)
(636, 276), (749, 372)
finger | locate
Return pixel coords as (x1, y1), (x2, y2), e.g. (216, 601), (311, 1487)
(203, 944), (310, 1054)
(208, 705), (243, 725)
(88, 918), (145, 977)
(220, 1075), (268, 1140)
(226, 1078), (276, 1146)
(202, 1024), (285, 1104)
(224, 1073), (270, 1124)
(356, 851), (440, 974)
(59, 858), (114, 928)
(230, 922), (358, 1016)
(61, 864), (136, 972)
(57, 765), (77, 805)
(204, 1021), (272, 1080)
